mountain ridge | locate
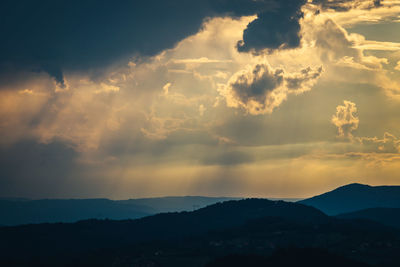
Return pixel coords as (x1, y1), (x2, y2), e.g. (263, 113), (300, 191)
(299, 183), (400, 215)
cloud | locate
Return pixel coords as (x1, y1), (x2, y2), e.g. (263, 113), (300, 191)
(172, 57), (232, 64)
(199, 104), (206, 116)
(219, 63), (322, 115)
(3, 2), (400, 198)
(94, 83), (120, 94)
(163, 83), (172, 95)
(358, 132), (400, 153)
(313, 19), (366, 64)
(312, 0), (382, 11)
(331, 101), (400, 155)
(285, 66), (324, 93)
(331, 100), (359, 139)
(224, 64), (285, 114)
(301, 13), (400, 96)
(237, 0), (307, 53)
(0, 0), (310, 86)
(353, 40), (400, 51)
(201, 150), (253, 166)
(321, 1), (400, 26)
(396, 61), (400, 71)
(0, 16), (251, 152)
(304, 8), (394, 70)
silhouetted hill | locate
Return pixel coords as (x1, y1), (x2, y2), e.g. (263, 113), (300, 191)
(2, 198), (400, 266)
(0, 196), (236, 226)
(0, 199), (329, 264)
(337, 208), (400, 228)
(299, 183), (400, 215)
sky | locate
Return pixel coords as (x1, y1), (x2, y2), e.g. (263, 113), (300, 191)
(1, 0), (400, 199)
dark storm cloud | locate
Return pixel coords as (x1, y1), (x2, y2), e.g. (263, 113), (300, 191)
(230, 64), (284, 105)
(237, 0), (307, 53)
(286, 67), (324, 91)
(223, 63), (322, 114)
(374, 0), (383, 7)
(0, 0), (308, 85)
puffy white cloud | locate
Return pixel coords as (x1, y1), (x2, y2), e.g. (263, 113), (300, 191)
(331, 100), (400, 156)
(331, 100), (359, 139)
(311, 18), (387, 70)
(298, 7), (400, 98)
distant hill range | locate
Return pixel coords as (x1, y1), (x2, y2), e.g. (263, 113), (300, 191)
(3, 183), (400, 226)
(299, 183), (400, 215)
(0, 196), (238, 226)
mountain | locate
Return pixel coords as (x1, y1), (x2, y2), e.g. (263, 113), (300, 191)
(299, 183), (400, 215)
(337, 208), (400, 228)
(0, 196), (236, 226)
(2, 198), (400, 266)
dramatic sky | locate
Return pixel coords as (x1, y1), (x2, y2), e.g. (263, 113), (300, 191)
(1, 0), (400, 199)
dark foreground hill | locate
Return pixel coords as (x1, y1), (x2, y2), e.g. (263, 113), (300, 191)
(1, 198), (400, 266)
(0, 196), (236, 226)
(337, 208), (400, 228)
(206, 248), (371, 267)
(299, 183), (400, 215)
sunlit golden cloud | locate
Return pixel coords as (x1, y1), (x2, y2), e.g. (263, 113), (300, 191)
(395, 61), (400, 71)
(332, 100), (359, 139)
